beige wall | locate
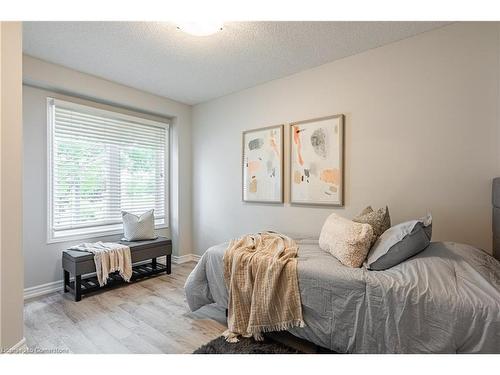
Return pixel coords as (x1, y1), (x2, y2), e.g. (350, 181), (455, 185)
(23, 56), (192, 290)
(0, 22), (24, 351)
(192, 22), (500, 255)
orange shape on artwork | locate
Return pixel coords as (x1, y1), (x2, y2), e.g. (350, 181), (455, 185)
(320, 168), (340, 185)
(292, 125), (304, 166)
(248, 160), (260, 175)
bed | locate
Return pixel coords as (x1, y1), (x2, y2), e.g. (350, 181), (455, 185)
(185, 237), (500, 353)
(185, 181), (500, 353)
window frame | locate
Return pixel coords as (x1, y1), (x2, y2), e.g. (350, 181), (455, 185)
(46, 97), (170, 244)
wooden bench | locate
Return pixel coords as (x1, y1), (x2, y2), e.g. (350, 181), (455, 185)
(62, 237), (172, 301)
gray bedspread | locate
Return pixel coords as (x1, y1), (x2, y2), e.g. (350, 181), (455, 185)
(184, 239), (500, 353)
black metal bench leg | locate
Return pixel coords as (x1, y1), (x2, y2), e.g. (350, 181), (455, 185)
(152, 257), (157, 269)
(166, 254), (171, 274)
(63, 270), (70, 293)
(75, 275), (82, 302)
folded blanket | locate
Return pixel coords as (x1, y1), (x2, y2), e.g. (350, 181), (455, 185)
(69, 241), (132, 286)
(223, 231), (304, 342)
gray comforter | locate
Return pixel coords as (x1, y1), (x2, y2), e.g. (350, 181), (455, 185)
(184, 239), (500, 353)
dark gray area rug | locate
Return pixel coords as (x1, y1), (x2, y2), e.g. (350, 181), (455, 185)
(194, 336), (303, 354)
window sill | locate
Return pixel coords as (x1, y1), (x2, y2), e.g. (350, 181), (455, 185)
(47, 224), (169, 245)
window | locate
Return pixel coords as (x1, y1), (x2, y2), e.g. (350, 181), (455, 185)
(47, 98), (169, 242)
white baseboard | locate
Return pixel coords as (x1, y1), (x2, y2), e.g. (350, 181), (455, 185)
(5, 337), (27, 354)
(24, 280), (63, 300)
(24, 254), (201, 300)
(172, 254), (200, 264)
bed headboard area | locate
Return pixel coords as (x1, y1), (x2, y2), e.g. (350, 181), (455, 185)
(492, 178), (500, 260)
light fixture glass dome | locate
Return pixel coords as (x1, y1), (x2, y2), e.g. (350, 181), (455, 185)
(176, 21), (224, 36)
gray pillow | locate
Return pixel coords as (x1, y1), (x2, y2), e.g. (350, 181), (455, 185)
(365, 215), (432, 270)
(122, 209), (158, 241)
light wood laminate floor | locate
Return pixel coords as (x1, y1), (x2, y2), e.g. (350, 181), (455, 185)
(24, 261), (228, 354)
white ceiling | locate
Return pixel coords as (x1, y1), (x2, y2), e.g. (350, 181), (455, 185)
(23, 22), (449, 105)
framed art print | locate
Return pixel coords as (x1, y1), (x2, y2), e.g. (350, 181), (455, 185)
(290, 114), (344, 206)
(242, 125), (284, 203)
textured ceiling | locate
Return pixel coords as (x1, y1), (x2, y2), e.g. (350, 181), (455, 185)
(23, 22), (449, 105)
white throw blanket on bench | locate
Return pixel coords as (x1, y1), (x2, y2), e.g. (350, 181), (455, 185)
(69, 242), (132, 286)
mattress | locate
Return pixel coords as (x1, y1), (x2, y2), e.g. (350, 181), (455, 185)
(184, 238), (500, 353)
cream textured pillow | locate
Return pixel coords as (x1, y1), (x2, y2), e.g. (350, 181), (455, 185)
(319, 213), (374, 268)
(352, 206), (391, 244)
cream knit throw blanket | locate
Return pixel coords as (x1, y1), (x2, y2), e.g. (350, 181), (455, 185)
(222, 232), (304, 342)
(69, 242), (132, 286)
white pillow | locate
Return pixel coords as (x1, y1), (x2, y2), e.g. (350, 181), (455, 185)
(319, 213), (374, 268)
(122, 209), (158, 241)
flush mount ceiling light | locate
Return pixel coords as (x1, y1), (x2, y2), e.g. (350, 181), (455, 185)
(176, 21), (224, 36)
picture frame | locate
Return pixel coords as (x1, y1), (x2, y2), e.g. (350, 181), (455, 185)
(242, 124), (284, 203)
(289, 114), (344, 206)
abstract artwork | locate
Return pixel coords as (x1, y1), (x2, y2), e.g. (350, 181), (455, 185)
(242, 125), (283, 203)
(290, 115), (344, 206)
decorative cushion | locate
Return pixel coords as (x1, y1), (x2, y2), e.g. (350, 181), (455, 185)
(358, 206), (375, 216)
(352, 206), (391, 244)
(365, 214), (432, 271)
(122, 209), (158, 241)
(319, 213), (374, 268)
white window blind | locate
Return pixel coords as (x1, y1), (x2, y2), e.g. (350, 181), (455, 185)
(47, 98), (169, 242)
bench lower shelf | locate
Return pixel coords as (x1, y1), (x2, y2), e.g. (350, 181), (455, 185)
(64, 260), (170, 301)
